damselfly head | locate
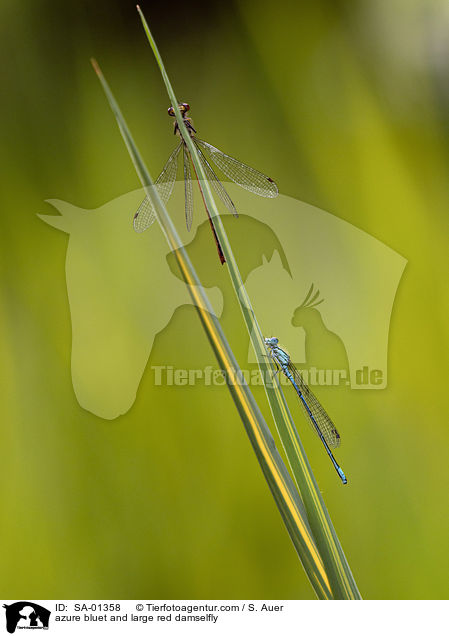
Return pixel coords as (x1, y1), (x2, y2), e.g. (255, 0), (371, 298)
(168, 103), (190, 117)
(264, 337), (279, 346)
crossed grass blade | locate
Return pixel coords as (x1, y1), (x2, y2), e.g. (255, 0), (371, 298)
(135, 5), (361, 599)
(91, 57), (333, 599)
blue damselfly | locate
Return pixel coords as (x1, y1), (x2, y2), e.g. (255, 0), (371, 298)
(264, 336), (347, 484)
(133, 103), (279, 264)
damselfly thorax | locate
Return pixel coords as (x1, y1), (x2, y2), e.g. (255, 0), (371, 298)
(169, 103), (196, 138)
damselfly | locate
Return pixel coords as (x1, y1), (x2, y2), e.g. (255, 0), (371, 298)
(264, 336), (347, 484)
(133, 103), (279, 264)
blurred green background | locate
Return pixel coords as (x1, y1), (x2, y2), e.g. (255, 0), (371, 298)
(1, 0), (449, 600)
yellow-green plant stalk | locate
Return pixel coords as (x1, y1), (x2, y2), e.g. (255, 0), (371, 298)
(136, 5), (361, 600)
(91, 57), (333, 599)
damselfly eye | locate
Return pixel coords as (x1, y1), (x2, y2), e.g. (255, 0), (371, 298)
(168, 107), (175, 117)
(181, 102), (190, 112)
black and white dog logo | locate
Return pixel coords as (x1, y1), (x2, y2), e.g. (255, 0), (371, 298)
(2, 602), (50, 633)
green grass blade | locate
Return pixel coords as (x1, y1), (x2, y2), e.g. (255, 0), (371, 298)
(91, 57), (333, 600)
(136, 6), (361, 599)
